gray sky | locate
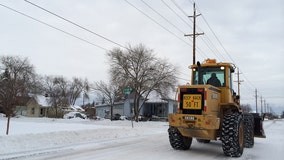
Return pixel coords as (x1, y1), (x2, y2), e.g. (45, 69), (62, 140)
(0, 0), (283, 114)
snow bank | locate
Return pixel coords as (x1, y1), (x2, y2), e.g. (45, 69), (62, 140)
(1, 117), (283, 160)
(0, 117), (167, 155)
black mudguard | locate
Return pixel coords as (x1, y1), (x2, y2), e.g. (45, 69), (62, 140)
(251, 113), (266, 138)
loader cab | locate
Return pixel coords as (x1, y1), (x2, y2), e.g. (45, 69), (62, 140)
(190, 59), (235, 90)
(190, 59), (236, 104)
(192, 67), (225, 87)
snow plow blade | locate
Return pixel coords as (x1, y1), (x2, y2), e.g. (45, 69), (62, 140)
(252, 113), (266, 138)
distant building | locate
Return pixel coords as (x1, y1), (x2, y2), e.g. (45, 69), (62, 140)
(15, 97), (40, 117)
(14, 96), (51, 117)
(95, 102), (125, 119)
(95, 96), (177, 120)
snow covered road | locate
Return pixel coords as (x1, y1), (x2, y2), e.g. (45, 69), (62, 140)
(0, 117), (283, 160)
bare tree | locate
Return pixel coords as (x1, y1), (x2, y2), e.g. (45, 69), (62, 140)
(107, 44), (177, 121)
(53, 76), (69, 107)
(42, 76), (69, 118)
(93, 81), (120, 120)
(68, 77), (89, 106)
(41, 76), (90, 117)
(0, 56), (37, 135)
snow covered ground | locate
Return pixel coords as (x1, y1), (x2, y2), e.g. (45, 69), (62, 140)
(0, 116), (283, 160)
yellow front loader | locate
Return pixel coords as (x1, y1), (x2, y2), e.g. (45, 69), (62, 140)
(168, 59), (266, 157)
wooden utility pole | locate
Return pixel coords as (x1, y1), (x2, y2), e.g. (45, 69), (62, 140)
(236, 68), (240, 96)
(255, 89), (258, 113)
(234, 68), (244, 100)
(185, 3), (204, 65)
(264, 99), (266, 113)
(260, 96), (263, 114)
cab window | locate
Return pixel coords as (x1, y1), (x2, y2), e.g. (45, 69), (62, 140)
(192, 67), (225, 87)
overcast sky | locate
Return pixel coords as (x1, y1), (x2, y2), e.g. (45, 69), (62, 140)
(0, 0), (283, 113)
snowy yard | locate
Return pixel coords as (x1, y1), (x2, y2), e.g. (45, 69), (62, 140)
(0, 117), (283, 160)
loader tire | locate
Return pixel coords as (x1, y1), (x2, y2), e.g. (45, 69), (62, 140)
(243, 113), (254, 148)
(221, 113), (244, 157)
(168, 126), (192, 150)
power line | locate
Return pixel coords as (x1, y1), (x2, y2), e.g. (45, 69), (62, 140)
(109, 0), (197, 84)
(194, 3), (236, 64)
(1, 2), (192, 96)
(202, 35), (227, 61)
(187, 2), (257, 96)
(184, 1), (267, 104)
(174, 0), (226, 62)
(187, 0), (195, 5)
(170, 0), (193, 23)
(0, 3), (108, 51)
(161, 0), (204, 59)
(184, 1), (258, 99)
(24, 0), (126, 49)
(168, 0), (208, 60)
(130, 0), (206, 61)
(161, 0), (193, 30)
(199, 36), (223, 61)
(126, 0), (207, 60)
(176, 70), (190, 76)
(174, 0), (229, 62)
(141, 0), (207, 60)
(175, 76), (190, 82)
(141, 0), (185, 34)
(171, 0), (236, 63)
(124, 0), (193, 48)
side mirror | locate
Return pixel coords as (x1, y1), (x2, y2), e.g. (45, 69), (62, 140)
(197, 61), (201, 67)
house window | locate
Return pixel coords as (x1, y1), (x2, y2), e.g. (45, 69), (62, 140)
(31, 108), (35, 114)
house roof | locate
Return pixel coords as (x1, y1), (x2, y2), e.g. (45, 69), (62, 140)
(36, 95), (50, 107)
(145, 94), (175, 103)
(15, 97), (36, 106)
(95, 102), (124, 108)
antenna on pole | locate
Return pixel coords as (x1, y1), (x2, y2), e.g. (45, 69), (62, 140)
(185, 3), (204, 65)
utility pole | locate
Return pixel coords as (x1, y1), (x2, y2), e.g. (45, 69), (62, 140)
(184, 3), (204, 65)
(255, 89), (258, 113)
(236, 68), (242, 96)
(234, 68), (244, 103)
(264, 99), (266, 113)
(260, 96), (263, 114)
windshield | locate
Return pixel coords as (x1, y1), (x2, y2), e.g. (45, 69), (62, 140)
(192, 67), (225, 87)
